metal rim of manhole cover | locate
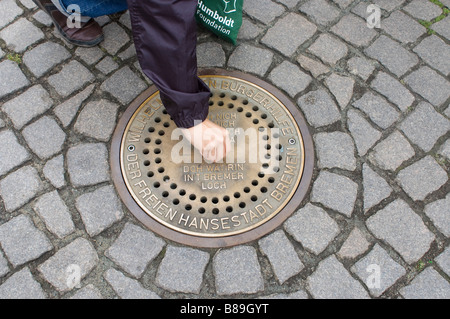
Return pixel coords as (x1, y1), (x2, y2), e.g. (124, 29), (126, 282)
(111, 69), (314, 248)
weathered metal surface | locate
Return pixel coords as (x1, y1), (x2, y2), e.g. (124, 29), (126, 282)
(111, 69), (314, 248)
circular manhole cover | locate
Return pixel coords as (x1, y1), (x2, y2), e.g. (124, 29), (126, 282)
(111, 69), (314, 248)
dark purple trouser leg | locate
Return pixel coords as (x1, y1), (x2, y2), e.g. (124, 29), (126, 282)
(127, 0), (210, 129)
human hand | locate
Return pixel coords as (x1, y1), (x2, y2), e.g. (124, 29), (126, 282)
(181, 119), (232, 163)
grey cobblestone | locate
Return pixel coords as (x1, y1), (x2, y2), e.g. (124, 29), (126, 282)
(69, 284), (103, 299)
(425, 194), (450, 237)
(156, 246), (209, 293)
(325, 73), (354, 108)
(0, 251), (9, 278)
(213, 246), (264, 295)
(42, 155), (66, 189)
(284, 203), (339, 255)
(314, 132), (356, 171)
(276, 0), (300, 9)
(75, 185), (124, 237)
(105, 223), (165, 278)
(100, 66), (147, 104)
(0, 60), (30, 99)
(311, 171), (358, 217)
(75, 46), (105, 65)
(404, 0), (443, 21)
(32, 10), (53, 27)
(365, 35), (418, 77)
(95, 56), (119, 75)
(67, 143), (110, 187)
(372, 0), (405, 11)
(74, 99), (120, 142)
(396, 156), (448, 202)
(33, 190), (75, 239)
(352, 92), (400, 129)
(228, 44), (273, 76)
(332, 0), (352, 9)
(118, 44), (137, 61)
(263, 290), (308, 299)
(259, 230), (304, 283)
(351, 244), (406, 297)
(347, 56), (376, 81)
(400, 268), (450, 299)
(0, 268), (46, 299)
(347, 109), (382, 156)
(438, 139), (450, 160)
(243, 0), (285, 25)
(297, 89), (341, 128)
(53, 84), (95, 128)
(2, 84), (53, 129)
(296, 54), (330, 78)
(436, 248), (450, 277)
(362, 164), (392, 212)
(0, 18), (44, 52)
(19, 0), (36, 9)
(104, 268), (160, 299)
(399, 102), (450, 152)
(371, 72), (414, 112)
(237, 18), (263, 40)
(445, 106), (450, 118)
(0, 130), (30, 177)
(404, 66), (450, 107)
(441, 0), (450, 8)
(48, 60), (94, 97)
(299, 0), (340, 26)
(261, 13), (317, 57)
(0, 214), (52, 267)
(330, 14), (377, 47)
(22, 116), (66, 160)
(413, 35), (450, 76)
(367, 199), (435, 263)
(100, 22), (129, 55)
(351, 2), (371, 19)
(0, 0), (23, 29)
(308, 34), (348, 66)
(432, 16), (450, 40)
(119, 11), (131, 29)
(381, 11), (426, 44)
(268, 61), (312, 97)
(197, 42), (226, 68)
(38, 237), (99, 292)
(0, 165), (43, 212)
(307, 255), (370, 299)
(23, 42), (71, 78)
(369, 130), (415, 171)
(337, 227), (370, 259)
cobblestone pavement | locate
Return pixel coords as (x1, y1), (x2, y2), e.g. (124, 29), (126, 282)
(0, 0), (449, 299)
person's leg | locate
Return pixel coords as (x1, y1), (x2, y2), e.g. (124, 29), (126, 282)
(57, 0), (128, 18)
(33, 0), (112, 46)
(127, 0), (230, 162)
(127, 0), (209, 129)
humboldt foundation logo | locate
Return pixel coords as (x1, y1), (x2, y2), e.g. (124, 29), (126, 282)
(223, 0), (237, 13)
(197, 0), (236, 36)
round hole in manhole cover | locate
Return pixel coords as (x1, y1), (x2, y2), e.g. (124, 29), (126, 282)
(111, 69), (314, 248)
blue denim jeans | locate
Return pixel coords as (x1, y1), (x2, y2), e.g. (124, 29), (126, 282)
(55, 0), (128, 18)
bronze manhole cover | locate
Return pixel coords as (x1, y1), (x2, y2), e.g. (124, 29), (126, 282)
(111, 69), (314, 248)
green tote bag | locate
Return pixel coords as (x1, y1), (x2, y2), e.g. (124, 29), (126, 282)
(195, 0), (244, 44)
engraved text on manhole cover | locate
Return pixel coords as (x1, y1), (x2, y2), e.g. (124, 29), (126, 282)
(111, 70), (314, 247)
